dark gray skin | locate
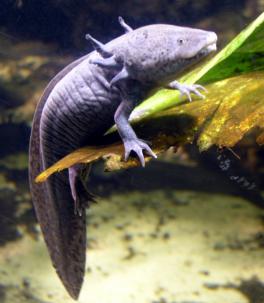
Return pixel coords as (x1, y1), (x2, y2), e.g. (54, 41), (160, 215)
(29, 17), (217, 299)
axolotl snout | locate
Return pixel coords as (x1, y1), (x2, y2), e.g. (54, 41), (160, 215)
(29, 17), (217, 299)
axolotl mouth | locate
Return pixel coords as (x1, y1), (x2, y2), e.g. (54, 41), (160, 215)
(197, 31), (218, 58)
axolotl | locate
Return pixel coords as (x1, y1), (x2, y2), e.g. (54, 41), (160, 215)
(29, 17), (217, 299)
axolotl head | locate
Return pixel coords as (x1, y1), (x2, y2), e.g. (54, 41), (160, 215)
(115, 24), (217, 84)
(87, 22), (217, 86)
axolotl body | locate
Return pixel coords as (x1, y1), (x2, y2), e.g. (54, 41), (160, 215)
(29, 18), (217, 299)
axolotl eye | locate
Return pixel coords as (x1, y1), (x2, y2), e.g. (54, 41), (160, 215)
(177, 38), (188, 45)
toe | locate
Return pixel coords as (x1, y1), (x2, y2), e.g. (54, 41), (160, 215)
(194, 84), (207, 92)
(142, 143), (157, 159)
(192, 88), (205, 99)
(135, 148), (145, 167)
(124, 143), (131, 161)
(185, 90), (192, 102)
(124, 150), (130, 161)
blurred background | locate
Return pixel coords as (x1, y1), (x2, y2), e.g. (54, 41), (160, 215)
(0, 1), (264, 302)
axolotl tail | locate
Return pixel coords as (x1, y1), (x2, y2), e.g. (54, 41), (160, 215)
(29, 55), (91, 300)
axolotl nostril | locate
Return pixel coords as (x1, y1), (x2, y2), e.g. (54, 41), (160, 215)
(29, 17), (217, 299)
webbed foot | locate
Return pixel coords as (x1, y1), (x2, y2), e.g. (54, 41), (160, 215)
(123, 138), (157, 167)
(168, 80), (207, 102)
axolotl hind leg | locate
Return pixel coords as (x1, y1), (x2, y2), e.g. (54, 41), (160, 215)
(68, 164), (94, 215)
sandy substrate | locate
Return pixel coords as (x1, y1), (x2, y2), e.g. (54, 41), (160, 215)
(0, 190), (264, 303)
